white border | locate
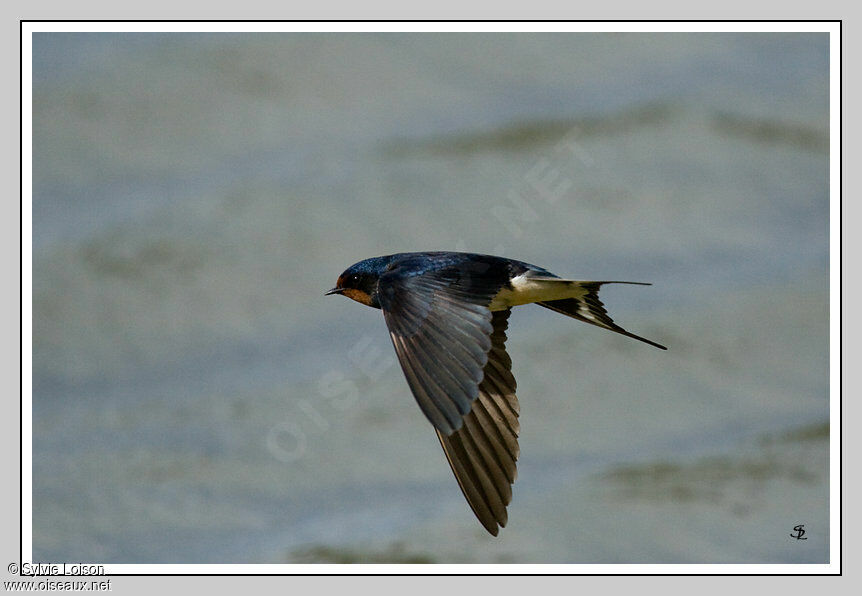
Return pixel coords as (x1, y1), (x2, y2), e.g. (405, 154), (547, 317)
(25, 21), (839, 33)
(21, 20), (841, 576)
(102, 563), (836, 575)
(21, 21), (33, 572)
(828, 21), (841, 575)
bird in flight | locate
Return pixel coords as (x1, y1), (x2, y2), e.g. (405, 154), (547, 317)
(326, 251), (665, 535)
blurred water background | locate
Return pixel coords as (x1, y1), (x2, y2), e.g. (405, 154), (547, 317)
(31, 32), (830, 564)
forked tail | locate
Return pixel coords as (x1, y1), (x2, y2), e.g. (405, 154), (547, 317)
(536, 281), (667, 350)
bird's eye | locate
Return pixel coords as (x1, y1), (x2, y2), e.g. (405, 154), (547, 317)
(351, 274), (360, 284)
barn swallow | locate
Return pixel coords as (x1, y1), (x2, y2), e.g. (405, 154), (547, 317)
(326, 251), (665, 535)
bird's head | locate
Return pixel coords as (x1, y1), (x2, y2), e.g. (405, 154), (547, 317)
(326, 257), (392, 308)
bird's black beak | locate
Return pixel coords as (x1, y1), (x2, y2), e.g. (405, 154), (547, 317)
(325, 287), (344, 296)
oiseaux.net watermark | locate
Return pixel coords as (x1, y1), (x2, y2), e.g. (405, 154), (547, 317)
(4, 562), (110, 592)
(266, 334), (395, 464)
(266, 123), (603, 465)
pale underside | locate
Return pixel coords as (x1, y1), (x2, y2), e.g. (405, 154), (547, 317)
(488, 274), (587, 312)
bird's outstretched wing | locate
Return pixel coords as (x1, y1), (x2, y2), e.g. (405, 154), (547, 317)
(435, 309), (519, 536)
(378, 257), (519, 534)
(377, 256), (509, 434)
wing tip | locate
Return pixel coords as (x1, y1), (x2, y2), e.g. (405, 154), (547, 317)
(482, 520), (501, 537)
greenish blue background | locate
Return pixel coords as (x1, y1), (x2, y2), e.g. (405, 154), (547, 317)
(32, 32), (829, 563)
